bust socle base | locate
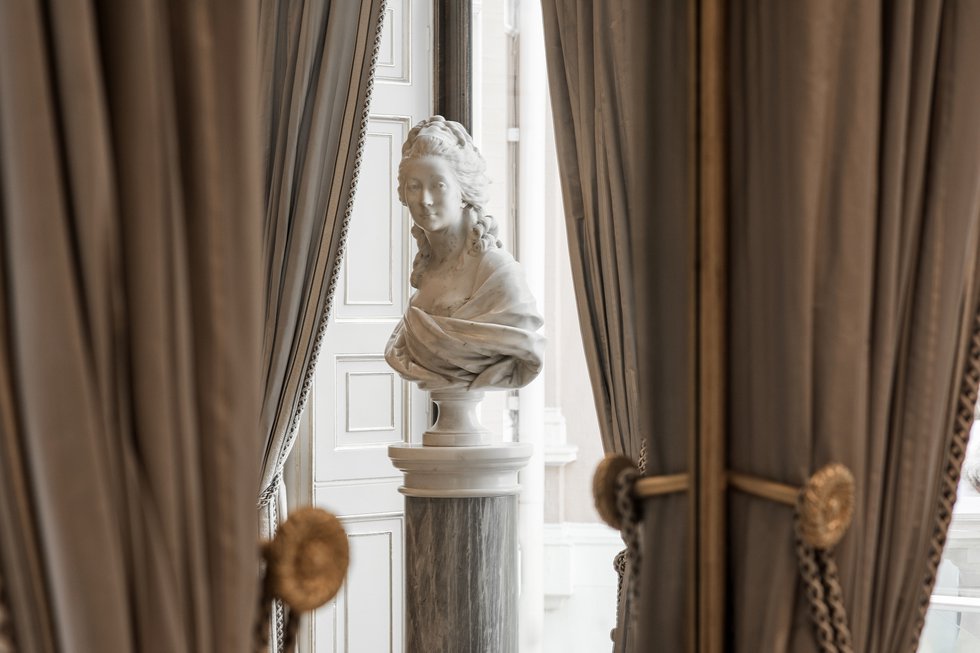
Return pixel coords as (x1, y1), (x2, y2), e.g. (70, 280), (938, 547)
(423, 389), (492, 446)
(389, 427), (531, 653)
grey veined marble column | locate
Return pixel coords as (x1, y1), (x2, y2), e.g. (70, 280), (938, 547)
(404, 496), (518, 652)
(389, 392), (531, 653)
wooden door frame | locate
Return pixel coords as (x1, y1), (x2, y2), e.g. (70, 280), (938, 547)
(695, 0), (727, 650)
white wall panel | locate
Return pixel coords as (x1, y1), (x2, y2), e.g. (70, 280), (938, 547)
(345, 530), (396, 651)
(312, 516), (405, 653)
(339, 117), (411, 318)
(345, 372), (395, 433)
(313, 351), (420, 483)
(336, 356), (399, 446)
(314, 479), (403, 518)
(343, 133), (394, 307)
(375, 0), (411, 83)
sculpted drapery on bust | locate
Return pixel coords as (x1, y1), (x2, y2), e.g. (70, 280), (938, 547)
(384, 116), (544, 391)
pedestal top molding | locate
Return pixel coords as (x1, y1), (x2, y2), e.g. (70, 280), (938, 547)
(389, 442), (533, 498)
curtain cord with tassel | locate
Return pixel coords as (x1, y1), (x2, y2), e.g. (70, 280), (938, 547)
(596, 454), (856, 652)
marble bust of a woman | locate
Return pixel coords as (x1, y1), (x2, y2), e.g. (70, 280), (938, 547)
(384, 116), (543, 392)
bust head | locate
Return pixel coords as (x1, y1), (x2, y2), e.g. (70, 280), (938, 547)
(398, 116), (501, 288)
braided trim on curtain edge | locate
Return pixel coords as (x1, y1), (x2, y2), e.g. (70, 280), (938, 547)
(0, 572), (14, 653)
(258, 0), (389, 511)
(262, 6), (388, 651)
(910, 308), (980, 650)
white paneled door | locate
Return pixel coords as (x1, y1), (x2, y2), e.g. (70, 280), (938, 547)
(290, 2), (432, 651)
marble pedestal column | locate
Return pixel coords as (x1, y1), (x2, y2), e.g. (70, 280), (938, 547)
(404, 495), (517, 651)
(389, 392), (531, 653)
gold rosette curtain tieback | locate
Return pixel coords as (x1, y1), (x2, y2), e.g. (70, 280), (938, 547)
(595, 459), (857, 651)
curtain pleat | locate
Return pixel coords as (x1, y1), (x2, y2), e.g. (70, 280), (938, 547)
(0, 572), (12, 653)
(541, 1), (694, 650)
(257, 0), (386, 539)
(727, 1), (980, 651)
(0, 0), (262, 651)
(0, 204), (55, 653)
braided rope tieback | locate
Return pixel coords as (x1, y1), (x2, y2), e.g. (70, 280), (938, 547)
(794, 464), (856, 653)
(594, 453), (645, 643)
(616, 466), (642, 630)
(609, 440), (648, 640)
(254, 507), (350, 653)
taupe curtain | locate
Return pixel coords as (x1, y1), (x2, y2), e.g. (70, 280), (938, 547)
(728, 1), (980, 651)
(0, 574), (12, 652)
(541, 1), (694, 651)
(257, 0), (386, 538)
(0, 1), (262, 651)
(544, 0), (980, 651)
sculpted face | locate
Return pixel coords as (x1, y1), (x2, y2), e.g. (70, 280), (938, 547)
(401, 156), (466, 234)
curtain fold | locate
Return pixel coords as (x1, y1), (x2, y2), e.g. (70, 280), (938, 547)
(0, 0), (262, 651)
(727, 1), (980, 651)
(0, 573), (13, 652)
(541, 1), (694, 650)
(257, 0), (386, 539)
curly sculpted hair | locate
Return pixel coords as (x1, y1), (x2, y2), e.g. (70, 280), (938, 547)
(398, 116), (501, 288)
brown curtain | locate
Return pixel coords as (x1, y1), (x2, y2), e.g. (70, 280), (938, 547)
(257, 0), (386, 539)
(541, 1), (695, 651)
(0, 1), (262, 651)
(728, 1), (980, 651)
(544, 0), (980, 651)
(0, 573), (12, 652)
